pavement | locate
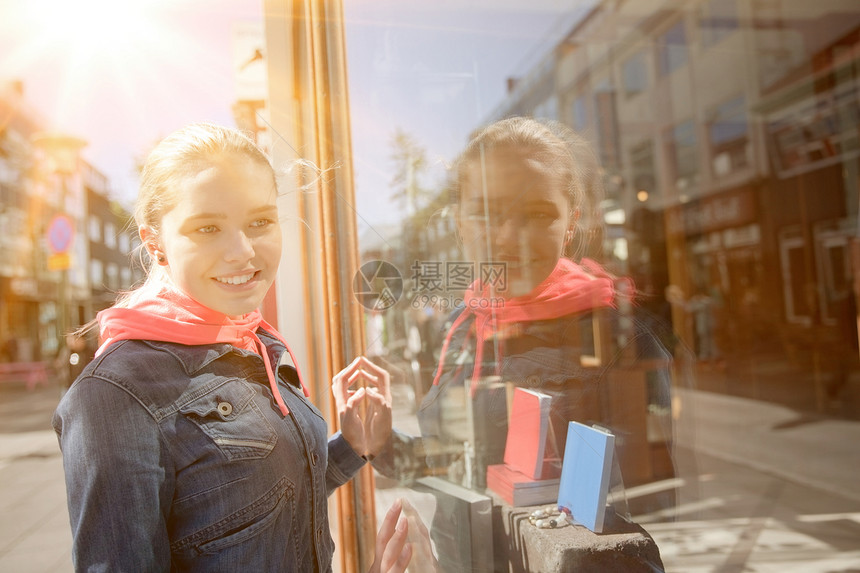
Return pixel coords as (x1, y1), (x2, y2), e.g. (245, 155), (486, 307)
(0, 385), (73, 573)
(1, 379), (859, 572)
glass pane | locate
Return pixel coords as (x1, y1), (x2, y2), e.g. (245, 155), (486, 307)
(345, 1), (860, 571)
(4, 1), (860, 572)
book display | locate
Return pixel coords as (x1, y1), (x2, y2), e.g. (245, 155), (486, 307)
(485, 463), (560, 507)
(503, 387), (553, 479)
(556, 421), (616, 533)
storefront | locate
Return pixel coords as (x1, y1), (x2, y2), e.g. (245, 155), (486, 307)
(0, 276), (59, 362)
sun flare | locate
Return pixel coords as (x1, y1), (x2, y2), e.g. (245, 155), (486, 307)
(6, 0), (205, 133)
(23, 0), (165, 58)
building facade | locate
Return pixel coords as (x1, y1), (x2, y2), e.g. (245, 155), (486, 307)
(486, 0), (860, 416)
(0, 82), (140, 364)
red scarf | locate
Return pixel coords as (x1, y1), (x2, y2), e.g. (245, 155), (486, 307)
(432, 258), (626, 395)
(96, 287), (308, 416)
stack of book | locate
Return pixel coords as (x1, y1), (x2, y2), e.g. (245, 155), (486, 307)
(485, 387), (618, 533)
(485, 387), (560, 507)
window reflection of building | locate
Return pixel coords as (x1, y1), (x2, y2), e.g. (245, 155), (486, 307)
(658, 19), (688, 77)
(486, 0), (860, 417)
(707, 95), (750, 178)
(666, 119), (699, 191)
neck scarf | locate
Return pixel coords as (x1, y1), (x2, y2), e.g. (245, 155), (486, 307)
(432, 258), (626, 395)
(96, 287), (308, 416)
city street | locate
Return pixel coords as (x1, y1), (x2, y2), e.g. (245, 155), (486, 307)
(1, 379), (859, 572)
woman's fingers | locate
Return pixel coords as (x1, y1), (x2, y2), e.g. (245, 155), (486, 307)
(345, 386), (368, 410)
(369, 500), (414, 573)
(355, 357), (393, 401)
(381, 519), (410, 572)
(337, 356), (392, 405)
(375, 499), (402, 552)
(400, 499), (437, 572)
(390, 538), (412, 573)
(332, 356), (363, 404)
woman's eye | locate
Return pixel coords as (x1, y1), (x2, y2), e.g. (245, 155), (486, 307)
(251, 218), (274, 228)
(526, 211), (553, 221)
(197, 225), (218, 234)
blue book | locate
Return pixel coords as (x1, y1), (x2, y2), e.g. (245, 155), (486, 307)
(556, 421), (615, 533)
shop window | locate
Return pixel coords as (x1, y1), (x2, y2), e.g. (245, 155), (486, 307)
(708, 95), (750, 177)
(89, 259), (103, 289)
(658, 20), (688, 76)
(594, 81), (621, 169)
(779, 227), (813, 326)
(118, 231), (130, 253)
(699, 0), (738, 48)
(666, 119), (699, 190)
(104, 221), (116, 249)
(629, 140), (658, 199)
(621, 50), (648, 97)
(106, 262), (119, 290)
(570, 94), (588, 132)
(88, 215), (102, 243)
(815, 221), (853, 326)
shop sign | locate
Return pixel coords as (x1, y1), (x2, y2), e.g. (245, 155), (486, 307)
(766, 81), (860, 178)
(667, 189), (756, 236)
(723, 224), (761, 249)
(10, 277), (38, 297)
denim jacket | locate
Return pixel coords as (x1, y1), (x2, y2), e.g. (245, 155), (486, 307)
(52, 329), (366, 572)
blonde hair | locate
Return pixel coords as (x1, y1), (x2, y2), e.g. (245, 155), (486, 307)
(450, 116), (604, 258)
(125, 123), (275, 307)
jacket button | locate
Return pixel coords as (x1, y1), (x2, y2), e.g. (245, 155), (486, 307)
(217, 402), (233, 417)
(312, 452), (319, 466)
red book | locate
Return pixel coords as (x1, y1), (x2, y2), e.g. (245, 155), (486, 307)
(504, 387), (553, 479)
(486, 463), (560, 507)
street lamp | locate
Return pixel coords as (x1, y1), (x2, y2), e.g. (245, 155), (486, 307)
(31, 132), (87, 347)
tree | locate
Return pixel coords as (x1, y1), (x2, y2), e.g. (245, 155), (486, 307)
(388, 129), (433, 216)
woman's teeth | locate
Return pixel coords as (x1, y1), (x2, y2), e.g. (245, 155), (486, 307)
(216, 273), (254, 285)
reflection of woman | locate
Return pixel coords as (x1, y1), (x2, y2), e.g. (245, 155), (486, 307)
(418, 117), (676, 511)
(52, 124), (412, 572)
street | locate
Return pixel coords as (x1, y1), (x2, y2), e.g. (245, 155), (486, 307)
(1, 379), (859, 572)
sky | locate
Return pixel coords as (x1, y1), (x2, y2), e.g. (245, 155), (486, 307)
(0, 0), (262, 207)
(0, 0), (592, 229)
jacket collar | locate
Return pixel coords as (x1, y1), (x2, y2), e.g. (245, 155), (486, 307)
(138, 328), (287, 378)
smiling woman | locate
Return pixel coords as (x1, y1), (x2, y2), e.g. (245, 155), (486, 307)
(52, 122), (413, 572)
(141, 156), (283, 318)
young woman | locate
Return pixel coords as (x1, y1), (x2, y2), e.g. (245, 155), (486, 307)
(53, 123), (412, 572)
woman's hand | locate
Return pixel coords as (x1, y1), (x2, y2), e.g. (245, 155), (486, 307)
(368, 500), (412, 573)
(332, 356), (392, 458)
(399, 498), (438, 573)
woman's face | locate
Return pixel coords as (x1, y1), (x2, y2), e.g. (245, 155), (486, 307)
(458, 146), (572, 297)
(148, 155), (282, 317)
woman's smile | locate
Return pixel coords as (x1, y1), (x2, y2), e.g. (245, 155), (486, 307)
(214, 271), (258, 286)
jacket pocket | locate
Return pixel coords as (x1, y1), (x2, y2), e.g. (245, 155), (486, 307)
(179, 380), (278, 460)
(171, 477), (295, 555)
